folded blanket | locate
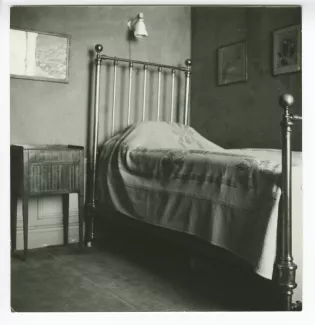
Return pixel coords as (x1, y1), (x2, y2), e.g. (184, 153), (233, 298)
(97, 121), (302, 280)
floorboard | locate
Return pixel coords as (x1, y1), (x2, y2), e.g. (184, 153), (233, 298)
(11, 235), (273, 312)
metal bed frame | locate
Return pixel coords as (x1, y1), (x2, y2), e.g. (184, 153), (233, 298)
(86, 44), (302, 311)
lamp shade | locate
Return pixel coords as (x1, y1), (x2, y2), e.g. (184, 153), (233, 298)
(128, 13), (148, 39)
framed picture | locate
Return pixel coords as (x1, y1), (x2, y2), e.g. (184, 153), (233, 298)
(10, 28), (70, 83)
(273, 25), (301, 75)
(217, 41), (247, 86)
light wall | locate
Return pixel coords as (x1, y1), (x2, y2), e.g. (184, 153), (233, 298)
(10, 6), (191, 149)
(10, 5), (191, 249)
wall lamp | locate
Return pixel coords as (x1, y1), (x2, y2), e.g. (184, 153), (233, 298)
(127, 13), (148, 40)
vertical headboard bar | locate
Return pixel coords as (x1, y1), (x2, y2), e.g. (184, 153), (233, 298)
(91, 44), (103, 210)
(111, 60), (118, 135)
(127, 62), (133, 125)
(171, 69), (175, 123)
(157, 67), (162, 121)
(184, 59), (192, 125)
(142, 65), (148, 121)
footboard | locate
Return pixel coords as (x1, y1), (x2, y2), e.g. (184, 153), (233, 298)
(277, 94), (302, 311)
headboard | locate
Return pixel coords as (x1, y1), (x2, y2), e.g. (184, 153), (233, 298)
(89, 44), (192, 217)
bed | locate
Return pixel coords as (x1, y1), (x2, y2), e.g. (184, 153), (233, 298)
(86, 44), (302, 311)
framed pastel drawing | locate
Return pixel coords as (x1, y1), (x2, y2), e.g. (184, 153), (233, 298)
(217, 41), (247, 86)
(273, 25), (301, 75)
(10, 28), (70, 83)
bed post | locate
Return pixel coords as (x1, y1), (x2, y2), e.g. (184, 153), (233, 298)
(184, 59), (192, 126)
(276, 94), (302, 311)
(87, 44), (103, 247)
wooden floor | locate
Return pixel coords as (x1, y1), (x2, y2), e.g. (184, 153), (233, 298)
(11, 229), (276, 312)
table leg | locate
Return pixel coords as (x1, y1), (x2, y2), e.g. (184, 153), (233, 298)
(78, 192), (84, 249)
(22, 195), (29, 261)
(62, 194), (69, 245)
(11, 191), (17, 253)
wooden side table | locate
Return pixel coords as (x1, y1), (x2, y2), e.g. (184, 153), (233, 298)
(10, 144), (85, 260)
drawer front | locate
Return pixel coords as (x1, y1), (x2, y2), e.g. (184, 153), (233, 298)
(28, 150), (81, 163)
(29, 163), (80, 193)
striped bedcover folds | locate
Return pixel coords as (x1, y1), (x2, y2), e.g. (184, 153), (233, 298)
(96, 121), (302, 281)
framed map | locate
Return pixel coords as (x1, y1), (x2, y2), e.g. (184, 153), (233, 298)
(10, 28), (70, 83)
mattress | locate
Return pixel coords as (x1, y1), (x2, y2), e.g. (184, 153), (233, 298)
(96, 122), (302, 286)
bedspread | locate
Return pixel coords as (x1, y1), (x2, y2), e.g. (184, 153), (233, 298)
(97, 121), (302, 280)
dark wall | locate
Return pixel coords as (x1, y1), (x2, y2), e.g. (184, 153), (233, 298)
(191, 6), (302, 151)
(10, 6), (191, 148)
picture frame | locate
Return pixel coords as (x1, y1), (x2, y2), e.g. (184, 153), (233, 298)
(10, 28), (71, 83)
(273, 25), (301, 76)
(217, 41), (247, 86)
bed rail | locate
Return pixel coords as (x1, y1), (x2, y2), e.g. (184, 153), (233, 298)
(99, 53), (191, 72)
(86, 44), (191, 245)
(96, 45), (192, 127)
(278, 94), (302, 311)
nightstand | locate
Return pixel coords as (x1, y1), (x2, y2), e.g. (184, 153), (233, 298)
(10, 144), (85, 260)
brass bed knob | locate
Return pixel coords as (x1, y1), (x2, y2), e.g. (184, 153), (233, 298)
(279, 93), (294, 109)
(279, 94), (302, 121)
(95, 44), (103, 53)
(185, 59), (192, 68)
